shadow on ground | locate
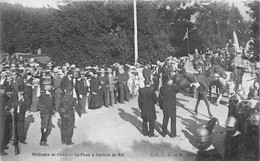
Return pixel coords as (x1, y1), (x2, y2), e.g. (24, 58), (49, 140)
(131, 107), (163, 135)
(118, 108), (143, 135)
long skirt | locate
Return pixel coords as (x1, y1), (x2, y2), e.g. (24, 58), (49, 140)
(89, 93), (100, 109)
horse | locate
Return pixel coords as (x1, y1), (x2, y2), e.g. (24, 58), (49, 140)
(211, 71), (236, 106)
(172, 65), (227, 117)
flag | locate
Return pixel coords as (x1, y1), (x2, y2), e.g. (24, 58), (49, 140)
(183, 28), (188, 41)
(233, 31), (239, 52)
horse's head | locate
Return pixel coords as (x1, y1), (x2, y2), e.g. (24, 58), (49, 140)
(207, 65), (227, 79)
(214, 65), (227, 79)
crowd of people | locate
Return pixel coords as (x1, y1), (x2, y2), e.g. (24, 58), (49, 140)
(0, 43), (259, 160)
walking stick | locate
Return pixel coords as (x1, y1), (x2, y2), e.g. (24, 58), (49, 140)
(11, 111), (20, 155)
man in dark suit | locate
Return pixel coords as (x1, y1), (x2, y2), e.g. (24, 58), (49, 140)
(158, 75), (179, 138)
(98, 68), (109, 107)
(9, 91), (28, 145)
(60, 71), (74, 94)
(0, 88), (10, 156)
(138, 80), (158, 137)
(75, 71), (88, 114)
(59, 86), (81, 145)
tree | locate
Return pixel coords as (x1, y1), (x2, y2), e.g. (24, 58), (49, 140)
(245, 0), (259, 60)
(195, 0), (251, 50)
(0, 3), (52, 53)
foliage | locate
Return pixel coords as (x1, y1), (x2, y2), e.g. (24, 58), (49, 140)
(0, 0), (256, 65)
(245, 0), (259, 60)
(195, 0), (251, 50)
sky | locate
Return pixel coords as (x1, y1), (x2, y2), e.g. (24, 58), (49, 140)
(0, 0), (252, 20)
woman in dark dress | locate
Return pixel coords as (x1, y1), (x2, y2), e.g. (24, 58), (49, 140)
(88, 71), (101, 109)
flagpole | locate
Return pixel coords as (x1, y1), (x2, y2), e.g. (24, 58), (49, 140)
(134, 0), (138, 64)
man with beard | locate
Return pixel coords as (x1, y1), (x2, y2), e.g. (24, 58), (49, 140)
(59, 86), (81, 145)
(60, 71), (74, 95)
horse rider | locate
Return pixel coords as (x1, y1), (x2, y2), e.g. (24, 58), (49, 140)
(231, 50), (247, 91)
(183, 53), (200, 98)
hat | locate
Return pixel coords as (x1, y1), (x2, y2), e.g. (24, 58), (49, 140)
(107, 68), (112, 72)
(65, 63), (70, 68)
(58, 70), (63, 75)
(99, 68), (105, 73)
(196, 127), (210, 143)
(53, 68), (59, 73)
(71, 64), (76, 68)
(43, 79), (51, 85)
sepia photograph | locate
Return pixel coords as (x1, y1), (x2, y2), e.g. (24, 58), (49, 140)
(0, 0), (259, 161)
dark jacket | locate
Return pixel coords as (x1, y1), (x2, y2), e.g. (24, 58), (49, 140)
(38, 91), (54, 115)
(158, 84), (178, 118)
(59, 94), (80, 117)
(75, 78), (88, 96)
(60, 76), (73, 93)
(138, 86), (157, 120)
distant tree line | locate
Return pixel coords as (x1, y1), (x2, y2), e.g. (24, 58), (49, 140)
(0, 0), (256, 66)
